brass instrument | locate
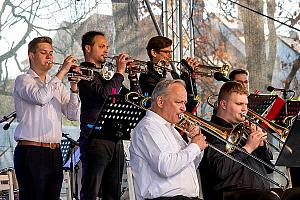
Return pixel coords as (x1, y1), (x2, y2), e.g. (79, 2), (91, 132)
(157, 60), (229, 77)
(103, 56), (230, 79)
(192, 63), (229, 77)
(283, 115), (297, 127)
(107, 56), (173, 76)
(207, 94), (289, 152)
(125, 92), (289, 189)
(48, 61), (95, 81)
(243, 109), (289, 141)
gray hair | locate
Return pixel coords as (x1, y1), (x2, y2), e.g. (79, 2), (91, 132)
(151, 79), (186, 107)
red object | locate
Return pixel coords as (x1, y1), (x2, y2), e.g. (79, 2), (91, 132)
(264, 96), (285, 121)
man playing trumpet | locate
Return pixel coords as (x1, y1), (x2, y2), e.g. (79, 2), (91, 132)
(13, 36), (81, 200)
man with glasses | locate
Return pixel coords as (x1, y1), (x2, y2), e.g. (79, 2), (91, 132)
(139, 36), (198, 112)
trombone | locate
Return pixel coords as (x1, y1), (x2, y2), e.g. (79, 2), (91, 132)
(241, 109), (289, 152)
(207, 94), (289, 153)
(125, 92), (289, 189)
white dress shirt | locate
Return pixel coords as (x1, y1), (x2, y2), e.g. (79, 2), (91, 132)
(13, 68), (80, 143)
(129, 110), (203, 199)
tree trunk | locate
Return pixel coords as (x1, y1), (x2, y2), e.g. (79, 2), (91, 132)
(266, 0), (277, 84)
(112, 0), (139, 56)
(239, 0), (268, 92)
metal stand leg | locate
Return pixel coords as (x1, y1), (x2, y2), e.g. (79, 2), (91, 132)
(126, 163), (136, 200)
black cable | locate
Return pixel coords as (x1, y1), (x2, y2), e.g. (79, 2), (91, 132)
(227, 0), (300, 32)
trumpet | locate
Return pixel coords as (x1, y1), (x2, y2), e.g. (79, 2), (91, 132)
(106, 56), (173, 76)
(48, 61), (95, 81)
(193, 63), (229, 77)
(157, 59), (229, 77)
(125, 92), (289, 189)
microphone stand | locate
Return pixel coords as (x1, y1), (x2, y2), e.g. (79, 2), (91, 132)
(0, 112), (16, 130)
(282, 90), (288, 119)
(62, 133), (79, 200)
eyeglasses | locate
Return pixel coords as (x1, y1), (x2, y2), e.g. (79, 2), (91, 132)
(159, 50), (173, 54)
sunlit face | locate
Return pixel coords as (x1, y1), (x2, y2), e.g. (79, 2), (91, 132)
(218, 92), (248, 125)
(29, 43), (54, 72)
(158, 83), (187, 124)
(233, 74), (249, 92)
(152, 46), (173, 64)
(85, 35), (109, 67)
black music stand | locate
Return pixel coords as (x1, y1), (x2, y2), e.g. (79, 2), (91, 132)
(274, 100), (300, 127)
(276, 112), (300, 167)
(248, 94), (283, 116)
(90, 94), (146, 198)
(61, 133), (80, 200)
(91, 94), (146, 140)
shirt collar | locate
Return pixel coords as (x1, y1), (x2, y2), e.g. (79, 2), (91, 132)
(146, 110), (174, 128)
(27, 68), (51, 83)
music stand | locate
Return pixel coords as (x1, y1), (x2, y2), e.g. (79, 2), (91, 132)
(91, 94), (146, 140)
(276, 112), (300, 167)
(90, 94), (145, 199)
(61, 134), (80, 200)
(274, 100), (300, 127)
(248, 94), (284, 119)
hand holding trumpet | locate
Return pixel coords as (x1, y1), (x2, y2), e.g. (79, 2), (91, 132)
(55, 55), (81, 81)
(115, 53), (134, 76)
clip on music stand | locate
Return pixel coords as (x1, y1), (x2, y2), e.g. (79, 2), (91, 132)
(90, 94), (145, 198)
(276, 112), (300, 167)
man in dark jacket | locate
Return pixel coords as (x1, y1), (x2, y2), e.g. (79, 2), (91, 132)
(139, 36), (198, 112)
(199, 81), (280, 200)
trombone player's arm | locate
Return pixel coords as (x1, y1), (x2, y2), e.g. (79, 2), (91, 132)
(243, 122), (274, 173)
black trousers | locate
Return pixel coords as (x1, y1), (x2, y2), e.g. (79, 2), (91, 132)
(80, 139), (124, 200)
(223, 189), (280, 200)
(146, 195), (201, 200)
(14, 145), (63, 200)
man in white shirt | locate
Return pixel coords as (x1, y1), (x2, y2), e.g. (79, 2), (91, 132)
(13, 36), (81, 200)
(129, 79), (207, 200)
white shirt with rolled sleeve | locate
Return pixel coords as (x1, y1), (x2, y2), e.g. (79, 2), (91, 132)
(129, 110), (203, 200)
(13, 68), (81, 143)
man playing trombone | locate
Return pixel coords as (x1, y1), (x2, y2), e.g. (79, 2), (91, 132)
(130, 79), (207, 200)
(199, 81), (281, 200)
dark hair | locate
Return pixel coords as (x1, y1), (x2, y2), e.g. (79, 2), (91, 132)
(81, 31), (105, 55)
(217, 81), (248, 105)
(146, 36), (172, 60)
(229, 69), (249, 81)
(28, 37), (52, 54)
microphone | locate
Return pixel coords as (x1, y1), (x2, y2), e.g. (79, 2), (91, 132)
(267, 86), (294, 93)
(214, 72), (230, 82)
(180, 59), (193, 73)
